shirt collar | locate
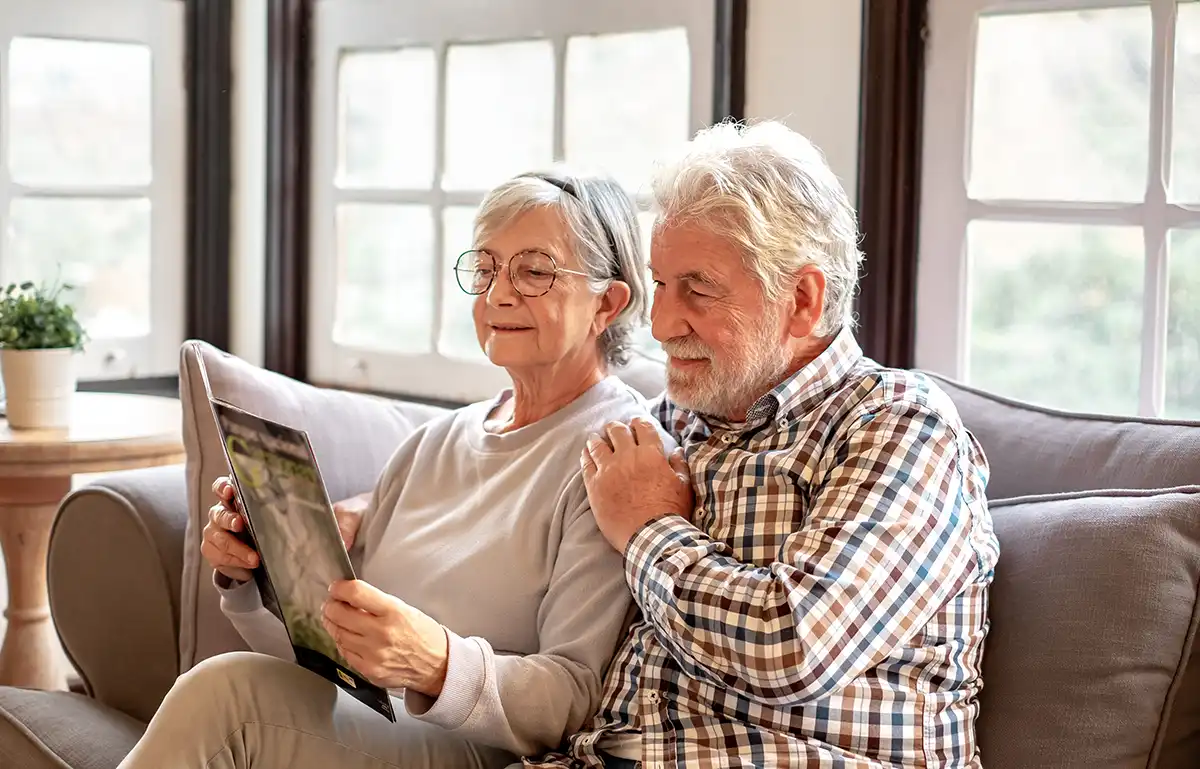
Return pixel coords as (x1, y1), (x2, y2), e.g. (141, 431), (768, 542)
(740, 327), (864, 427)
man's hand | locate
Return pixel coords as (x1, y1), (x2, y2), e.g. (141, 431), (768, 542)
(581, 417), (693, 553)
(322, 580), (449, 696)
(332, 492), (370, 549)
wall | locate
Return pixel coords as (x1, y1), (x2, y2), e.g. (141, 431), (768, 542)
(744, 0), (862, 200)
(227, 0), (864, 364)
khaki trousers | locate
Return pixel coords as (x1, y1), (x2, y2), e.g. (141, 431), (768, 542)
(117, 652), (518, 769)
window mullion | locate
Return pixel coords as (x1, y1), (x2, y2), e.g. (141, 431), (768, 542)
(1139, 0), (1176, 417)
(552, 35), (566, 163)
(430, 40), (449, 357)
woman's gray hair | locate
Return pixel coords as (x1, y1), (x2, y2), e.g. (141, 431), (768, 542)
(473, 168), (648, 367)
(649, 119), (864, 336)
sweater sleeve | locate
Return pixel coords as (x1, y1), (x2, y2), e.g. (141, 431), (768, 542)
(404, 483), (633, 756)
(214, 573), (296, 661)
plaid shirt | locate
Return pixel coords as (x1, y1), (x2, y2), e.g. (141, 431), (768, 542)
(525, 330), (998, 768)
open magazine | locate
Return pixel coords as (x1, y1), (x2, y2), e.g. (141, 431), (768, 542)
(198, 366), (395, 721)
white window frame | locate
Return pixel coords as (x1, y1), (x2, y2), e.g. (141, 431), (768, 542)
(0, 0), (186, 380)
(308, 0), (717, 403)
(916, 0), (1200, 417)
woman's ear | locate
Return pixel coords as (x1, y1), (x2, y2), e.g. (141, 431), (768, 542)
(593, 280), (632, 335)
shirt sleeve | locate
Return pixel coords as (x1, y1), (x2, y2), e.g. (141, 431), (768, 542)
(404, 482), (634, 756)
(623, 399), (984, 707)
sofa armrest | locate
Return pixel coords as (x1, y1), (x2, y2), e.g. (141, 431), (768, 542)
(47, 464), (189, 724)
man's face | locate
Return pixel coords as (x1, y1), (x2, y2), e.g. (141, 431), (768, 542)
(649, 220), (793, 420)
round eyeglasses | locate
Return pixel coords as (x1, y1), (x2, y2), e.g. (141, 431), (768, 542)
(453, 249), (590, 297)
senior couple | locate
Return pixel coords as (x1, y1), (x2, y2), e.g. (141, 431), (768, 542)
(118, 120), (998, 769)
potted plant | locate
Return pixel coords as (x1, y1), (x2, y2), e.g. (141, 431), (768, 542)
(0, 278), (88, 429)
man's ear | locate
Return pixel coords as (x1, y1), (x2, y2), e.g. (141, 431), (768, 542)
(786, 265), (826, 339)
(594, 280), (632, 335)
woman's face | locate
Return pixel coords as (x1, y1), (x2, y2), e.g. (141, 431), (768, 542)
(470, 207), (624, 373)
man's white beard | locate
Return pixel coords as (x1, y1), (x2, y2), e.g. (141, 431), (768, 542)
(661, 320), (792, 420)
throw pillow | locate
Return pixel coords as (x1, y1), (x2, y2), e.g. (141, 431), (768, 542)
(978, 486), (1200, 769)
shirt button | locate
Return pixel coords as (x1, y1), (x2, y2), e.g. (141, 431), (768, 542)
(778, 417), (789, 427)
(722, 434), (735, 443)
(646, 691), (660, 703)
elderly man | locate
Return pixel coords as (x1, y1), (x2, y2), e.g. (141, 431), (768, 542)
(526, 120), (999, 769)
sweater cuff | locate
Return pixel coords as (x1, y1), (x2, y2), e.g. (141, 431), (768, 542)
(213, 570), (264, 615)
(404, 630), (485, 729)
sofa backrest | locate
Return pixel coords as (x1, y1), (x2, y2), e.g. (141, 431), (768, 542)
(175, 342), (1200, 767)
(924, 371), (1200, 501)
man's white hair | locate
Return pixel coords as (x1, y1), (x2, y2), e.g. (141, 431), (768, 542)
(649, 119), (863, 336)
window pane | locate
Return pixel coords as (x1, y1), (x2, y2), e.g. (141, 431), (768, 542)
(443, 40), (554, 191)
(565, 29), (690, 194)
(1167, 229), (1200, 418)
(438, 206), (486, 361)
(967, 221), (1143, 414)
(8, 37), (151, 186)
(332, 204), (434, 354)
(969, 8), (1150, 202)
(1172, 2), (1200, 203)
(337, 48), (436, 189)
(6, 198), (151, 339)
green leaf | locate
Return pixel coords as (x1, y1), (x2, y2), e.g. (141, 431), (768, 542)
(0, 277), (88, 351)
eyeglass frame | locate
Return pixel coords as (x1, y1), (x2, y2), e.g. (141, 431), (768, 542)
(453, 249), (592, 298)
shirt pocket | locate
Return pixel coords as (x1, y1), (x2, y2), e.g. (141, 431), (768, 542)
(708, 468), (809, 564)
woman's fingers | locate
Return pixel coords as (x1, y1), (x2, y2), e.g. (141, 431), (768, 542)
(208, 502), (245, 534)
(323, 598), (375, 637)
(211, 476), (235, 501)
(200, 531), (255, 582)
(211, 476), (242, 513)
(202, 516), (258, 567)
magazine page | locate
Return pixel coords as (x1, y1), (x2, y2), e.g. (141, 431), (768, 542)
(210, 398), (396, 722)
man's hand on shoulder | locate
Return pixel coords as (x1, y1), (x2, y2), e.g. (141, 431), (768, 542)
(581, 417), (693, 553)
(332, 491), (371, 549)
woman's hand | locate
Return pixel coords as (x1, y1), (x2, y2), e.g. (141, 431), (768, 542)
(201, 477), (259, 583)
(322, 580), (449, 695)
(332, 491), (371, 549)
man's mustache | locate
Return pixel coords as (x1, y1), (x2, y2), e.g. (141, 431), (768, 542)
(660, 336), (714, 360)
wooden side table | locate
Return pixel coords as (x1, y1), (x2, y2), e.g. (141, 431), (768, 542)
(0, 392), (184, 691)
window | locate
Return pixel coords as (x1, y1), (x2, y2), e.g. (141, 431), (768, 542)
(917, 0), (1200, 419)
(308, 0), (716, 402)
(0, 0), (186, 380)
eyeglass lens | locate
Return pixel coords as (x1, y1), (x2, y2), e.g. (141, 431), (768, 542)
(455, 250), (559, 296)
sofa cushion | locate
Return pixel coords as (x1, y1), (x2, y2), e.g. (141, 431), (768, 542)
(177, 340), (450, 672)
(977, 486), (1200, 769)
(925, 372), (1200, 501)
(0, 688), (145, 769)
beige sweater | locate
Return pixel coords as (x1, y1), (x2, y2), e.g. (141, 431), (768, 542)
(217, 376), (671, 757)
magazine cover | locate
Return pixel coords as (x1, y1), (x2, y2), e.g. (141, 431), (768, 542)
(208, 397), (396, 722)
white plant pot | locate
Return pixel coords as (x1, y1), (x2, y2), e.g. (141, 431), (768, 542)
(0, 347), (78, 429)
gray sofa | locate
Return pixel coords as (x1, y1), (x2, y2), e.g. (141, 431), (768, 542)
(1, 340), (1198, 769)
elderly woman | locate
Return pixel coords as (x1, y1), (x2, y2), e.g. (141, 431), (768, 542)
(117, 169), (685, 769)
